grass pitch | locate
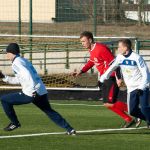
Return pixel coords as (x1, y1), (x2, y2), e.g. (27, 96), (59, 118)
(0, 100), (150, 150)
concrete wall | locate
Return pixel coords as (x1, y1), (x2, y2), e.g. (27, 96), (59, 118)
(0, 0), (56, 23)
(0, 50), (92, 75)
(0, 49), (149, 75)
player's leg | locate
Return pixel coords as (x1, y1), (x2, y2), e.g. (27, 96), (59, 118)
(114, 90), (133, 124)
(97, 80), (103, 101)
(139, 88), (150, 127)
(116, 90), (128, 112)
(1, 92), (33, 131)
(99, 79), (128, 113)
(128, 90), (146, 121)
(117, 89), (142, 127)
(102, 77), (134, 127)
(32, 94), (75, 135)
(106, 103), (135, 128)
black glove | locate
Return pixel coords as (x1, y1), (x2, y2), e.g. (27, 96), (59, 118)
(97, 81), (103, 89)
(136, 89), (143, 96)
(32, 92), (41, 102)
(0, 71), (5, 78)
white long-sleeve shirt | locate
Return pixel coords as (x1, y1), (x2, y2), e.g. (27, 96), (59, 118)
(100, 51), (150, 93)
(3, 56), (47, 97)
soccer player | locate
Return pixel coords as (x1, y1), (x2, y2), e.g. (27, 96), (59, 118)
(100, 39), (150, 128)
(73, 31), (137, 128)
(0, 43), (76, 135)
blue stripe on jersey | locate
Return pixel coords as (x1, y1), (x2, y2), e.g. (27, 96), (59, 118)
(138, 57), (145, 68)
(13, 64), (20, 74)
(119, 59), (137, 66)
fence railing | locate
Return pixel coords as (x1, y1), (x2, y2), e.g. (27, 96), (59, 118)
(0, 40), (119, 75)
(0, 39), (149, 88)
(0, 39), (149, 75)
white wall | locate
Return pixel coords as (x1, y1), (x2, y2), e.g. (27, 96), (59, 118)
(0, 0), (56, 23)
(125, 11), (150, 22)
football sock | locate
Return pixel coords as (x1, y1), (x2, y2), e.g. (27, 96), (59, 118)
(108, 102), (132, 122)
(114, 101), (128, 112)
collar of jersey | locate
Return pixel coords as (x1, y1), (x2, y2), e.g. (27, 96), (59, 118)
(12, 55), (20, 63)
(123, 50), (132, 58)
(90, 43), (96, 51)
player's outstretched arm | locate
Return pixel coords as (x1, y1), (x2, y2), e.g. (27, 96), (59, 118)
(71, 70), (84, 77)
(100, 56), (120, 83)
(0, 71), (20, 84)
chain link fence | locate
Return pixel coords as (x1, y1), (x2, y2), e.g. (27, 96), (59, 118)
(0, 0), (149, 38)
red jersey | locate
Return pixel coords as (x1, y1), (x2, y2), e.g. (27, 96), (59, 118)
(81, 42), (115, 76)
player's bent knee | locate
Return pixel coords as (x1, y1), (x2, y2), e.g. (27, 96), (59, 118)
(104, 103), (113, 108)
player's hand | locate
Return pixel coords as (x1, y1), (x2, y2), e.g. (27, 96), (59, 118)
(116, 79), (123, 87)
(97, 81), (103, 89)
(71, 71), (81, 77)
(71, 70), (83, 77)
(71, 72), (78, 77)
(136, 89), (143, 96)
(0, 71), (5, 78)
(99, 74), (106, 83)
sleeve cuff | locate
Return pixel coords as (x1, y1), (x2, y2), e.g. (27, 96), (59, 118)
(2, 75), (8, 82)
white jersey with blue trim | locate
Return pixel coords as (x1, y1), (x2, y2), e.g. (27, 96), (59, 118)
(3, 56), (47, 97)
(101, 51), (150, 93)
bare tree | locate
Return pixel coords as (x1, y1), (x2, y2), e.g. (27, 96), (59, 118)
(138, 0), (144, 26)
(72, 0), (98, 19)
(72, 0), (124, 22)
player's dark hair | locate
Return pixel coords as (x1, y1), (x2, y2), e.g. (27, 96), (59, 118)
(80, 31), (94, 43)
(6, 43), (20, 54)
(118, 39), (132, 49)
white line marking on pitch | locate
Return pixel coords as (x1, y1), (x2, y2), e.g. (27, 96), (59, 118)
(51, 103), (104, 107)
(0, 126), (147, 139)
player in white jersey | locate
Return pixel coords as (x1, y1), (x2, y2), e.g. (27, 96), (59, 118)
(0, 43), (76, 135)
(100, 39), (150, 128)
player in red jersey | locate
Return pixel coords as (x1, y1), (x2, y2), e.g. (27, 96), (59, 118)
(72, 31), (141, 128)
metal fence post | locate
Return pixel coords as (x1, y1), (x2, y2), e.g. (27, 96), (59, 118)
(111, 43), (115, 54)
(65, 44), (69, 69)
(29, 0), (33, 62)
(44, 45), (47, 75)
(18, 0), (21, 42)
(135, 38), (140, 54)
(93, 0), (97, 36)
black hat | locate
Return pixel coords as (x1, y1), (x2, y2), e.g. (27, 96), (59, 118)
(6, 43), (20, 55)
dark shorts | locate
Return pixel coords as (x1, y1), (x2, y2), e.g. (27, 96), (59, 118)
(101, 77), (119, 104)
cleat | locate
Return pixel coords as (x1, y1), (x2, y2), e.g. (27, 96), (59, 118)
(135, 118), (142, 128)
(67, 129), (76, 136)
(121, 119), (135, 128)
(4, 122), (21, 131)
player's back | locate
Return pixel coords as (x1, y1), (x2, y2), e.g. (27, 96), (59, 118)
(12, 56), (47, 96)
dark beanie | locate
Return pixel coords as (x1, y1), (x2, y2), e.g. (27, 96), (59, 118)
(6, 43), (20, 54)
